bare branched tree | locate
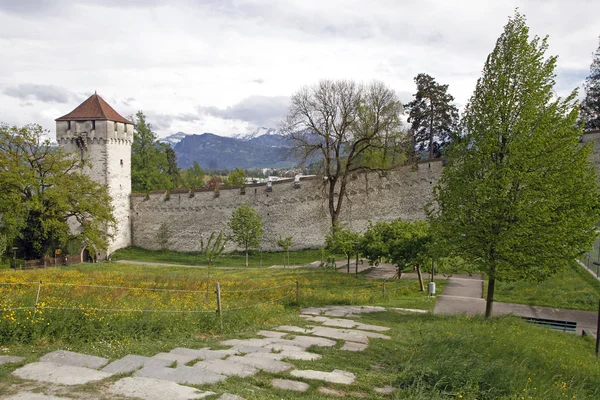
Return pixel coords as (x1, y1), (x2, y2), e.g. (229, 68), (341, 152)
(280, 80), (404, 228)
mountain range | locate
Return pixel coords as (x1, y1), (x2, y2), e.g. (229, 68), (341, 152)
(160, 128), (298, 170)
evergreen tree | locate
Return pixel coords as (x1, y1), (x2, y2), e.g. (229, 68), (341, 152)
(162, 143), (181, 189)
(131, 111), (171, 192)
(405, 73), (459, 159)
(581, 36), (600, 130)
(428, 12), (600, 318)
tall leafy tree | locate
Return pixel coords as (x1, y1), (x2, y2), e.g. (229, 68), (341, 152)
(281, 80), (404, 228)
(182, 161), (205, 190)
(0, 123), (116, 259)
(229, 204), (263, 266)
(428, 12), (600, 318)
(581, 36), (600, 130)
(131, 111), (171, 192)
(326, 227), (361, 274)
(405, 73), (459, 159)
(225, 168), (246, 186)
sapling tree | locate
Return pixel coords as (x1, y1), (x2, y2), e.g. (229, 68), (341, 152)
(326, 228), (361, 274)
(200, 231), (229, 299)
(276, 236), (293, 267)
(229, 204), (263, 266)
(428, 12), (600, 318)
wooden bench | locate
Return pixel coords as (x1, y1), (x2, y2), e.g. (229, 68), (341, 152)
(522, 316), (577, 332)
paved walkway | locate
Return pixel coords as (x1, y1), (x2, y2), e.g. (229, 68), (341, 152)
(434, 275), (598, 335)
(0, 306), (394, 400)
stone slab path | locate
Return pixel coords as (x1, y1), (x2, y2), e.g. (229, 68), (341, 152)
(434, 274), (598, 334)
(2, 305), (392, 399)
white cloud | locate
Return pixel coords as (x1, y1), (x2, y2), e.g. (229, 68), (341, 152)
(0, 0), (598, 138)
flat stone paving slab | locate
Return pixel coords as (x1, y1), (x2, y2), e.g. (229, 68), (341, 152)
(374, 385), (397, 394)
(340, 341), (368, 352)
(38, 350), (108, 369)
(276, 335), (336, 348)
(227, 355), (293, 373)
(299, 315), (390, 332)
(290, 368), (356, 385)
(135, 364), (226, 385)
(256, 330), (287, 338)
(274, 325), (312, 333)
(152, 352), (198, 365)
(170, 347), (236, 360)
(0, 355), (25, 365)
(12, 362), (112, 385)
(102, 354), (171, 374)
(3, 393), (72, 400)
(272, 378), (310, 392)
(194, 358), (258, 378)
(109, 377), (216, 400)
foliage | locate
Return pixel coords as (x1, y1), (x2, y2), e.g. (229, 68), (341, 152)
(225, 168), (246, 186)
(428, 12), (600, 318)
(325, 227), (361, 272)
(405, 73), (459, 160)
(281, 80), (405, 228)
(0, 123), (116, 259)
(361, 219), (430, 280)
(229, 204), (263, 266)
(182, 161), (205, 190)
(276, 236), (293, 267)
(163, 143), (180, 188)
(131, 111), (172, 192)
(200, 231), (229, 299)
(581, 36), (600, 130)
(0, 232), (6, 260)
(206, 175), (222, 191)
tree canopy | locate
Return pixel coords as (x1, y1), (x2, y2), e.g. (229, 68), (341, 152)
(181, 161), (205, 190)
(581, 36), (600, 131)
(226, 168), (246, 186)
(428, 12), (600, 318)
(281, 80), (405, 228)
(405, 73), (459, 160)
(131, 111), (176, 192)
(0, 123), (116, 259)
(229, 204), (263, 266)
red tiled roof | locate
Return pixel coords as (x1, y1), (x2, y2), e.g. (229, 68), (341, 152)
(55, 93), (133, 124)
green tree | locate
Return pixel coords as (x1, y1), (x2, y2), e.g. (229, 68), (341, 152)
(0, 123), (116, 259)
(276, 236), (293, 267)
(229, 204), (263, 266)
(225, 168), (246, 186)
(405, 73), (459, 160)
(428, 12), (600, 318)
(281, 80), (404, 229)
(131, 111), (171, 192)
(326, 227), (360, 274)
(162, 143), (181, 189)
(182, 161), (205, 190)
(581, 36), (600, 130)
(361, 219), (430, 290)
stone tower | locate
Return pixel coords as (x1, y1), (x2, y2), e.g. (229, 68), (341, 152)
(55, 93), (133, 258)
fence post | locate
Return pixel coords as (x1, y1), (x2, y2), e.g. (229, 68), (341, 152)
(382, 281), (386, 298)
(33, 280), (42, 321)
(216, 283), (223, 330)
(295, 280), (299, 306)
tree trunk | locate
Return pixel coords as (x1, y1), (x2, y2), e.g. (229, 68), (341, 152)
(416, 265), (424, 292)
(347, 255), (350, 273)
(485, 274), (496, 319)
(245, 249), (248, 267)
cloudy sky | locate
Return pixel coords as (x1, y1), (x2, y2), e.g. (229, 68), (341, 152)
(0, 0), (598, 139)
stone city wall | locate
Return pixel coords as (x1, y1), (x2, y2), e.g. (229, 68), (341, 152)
(130, 160), (444, 252)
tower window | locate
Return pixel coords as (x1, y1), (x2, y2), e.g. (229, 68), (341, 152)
(120, 159), (124, 167)
(91, 121), (95, 130)
(67, 121), (71, 130)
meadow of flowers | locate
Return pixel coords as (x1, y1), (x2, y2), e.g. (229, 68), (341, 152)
(0, 264), (430, 345)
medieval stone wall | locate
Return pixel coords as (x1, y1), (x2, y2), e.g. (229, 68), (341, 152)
(130, 160), (444, 252)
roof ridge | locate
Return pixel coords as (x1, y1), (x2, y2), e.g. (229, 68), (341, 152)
(55, 93), (133, 124)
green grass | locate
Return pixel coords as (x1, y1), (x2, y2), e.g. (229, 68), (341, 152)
(2, 310), (599, 399)
(491, 261), (600, 311)
(112, 246), (334, 268)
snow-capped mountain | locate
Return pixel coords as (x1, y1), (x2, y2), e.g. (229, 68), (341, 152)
(159, 131), (188, 146)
